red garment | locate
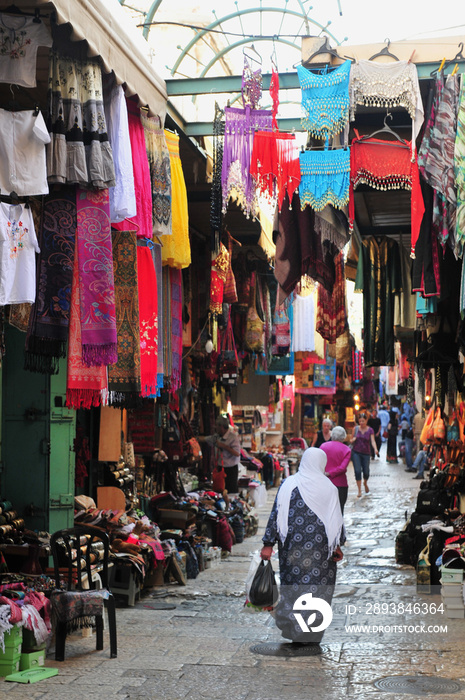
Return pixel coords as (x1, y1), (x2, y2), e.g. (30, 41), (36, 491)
(250, 131), (300, 210)
(349, 137), (424, 257)
(270, 66), (279, 131)
(113, 99), (153, 239)
(137, 247), (158, 396)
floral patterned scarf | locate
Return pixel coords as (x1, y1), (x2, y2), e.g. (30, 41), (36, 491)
(137, 247), (158, 397)
(76, 189), (117, 366)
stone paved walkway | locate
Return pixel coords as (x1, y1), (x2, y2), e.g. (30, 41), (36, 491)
(2, 445), (465, 699)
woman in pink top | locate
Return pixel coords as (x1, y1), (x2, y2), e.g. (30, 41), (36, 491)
(320, 426), (351, 514)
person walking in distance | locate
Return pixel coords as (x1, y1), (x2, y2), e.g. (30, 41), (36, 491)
(351, 412), (379, 497)
(320, 426), (351, 514)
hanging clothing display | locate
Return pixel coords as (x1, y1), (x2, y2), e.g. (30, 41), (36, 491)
(394, 240), (416, 330)
(221, 105), (273, 218)
(24, 188), (76, 374)
(0, 13), (52, 87)
(210, 103), (224, 239)
(291, 293), (315, 352)
(76, 188), (117, 366)
(274, 192), (337, 303)
(352, 348), (365, 383)
(314, 205), (350, 252)
(112, 98), (153, 240)
(0, 109), (50, 196)
(103, 81), (137, 224)
(47, 53), (115, 189)
(296, 60), (351, 137)
(299, 148), (350, 211)
(349, 60), (424, 146)
(108, 231), (141, 396)
(271, 304), (291, 356)
(150, 240), (164, 394)
(242, 56), (262, 109)
(137, 246), (158, 397)
(0, 201), (39, 306)
(349, 136), (424, 256)
(210, 242), (229, 314)
(418, 75), (444, 175)
(66, 253), (107, 409)
(270, 64), (279, 131)
(355, 236), (402, 366)
(169, 267), (183, 390)
(141, 114), (172, 237)
(316, 252), (347, 343)
(161, 130), (191, 268)
(250, 130), (300, 211)
(222, 231), (238, 304)
(455, 74), (465, 257)
(412, 182), (441, 298)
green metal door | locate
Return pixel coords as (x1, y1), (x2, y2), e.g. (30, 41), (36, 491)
(49, 358), (75, 533)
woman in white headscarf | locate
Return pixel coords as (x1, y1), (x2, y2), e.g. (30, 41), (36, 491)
(260, 447), (345, 645)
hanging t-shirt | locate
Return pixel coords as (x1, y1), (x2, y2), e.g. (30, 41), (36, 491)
(0, 109), (50, 196)
(0, 14), (52, 88)
(0, 202), (40, 305)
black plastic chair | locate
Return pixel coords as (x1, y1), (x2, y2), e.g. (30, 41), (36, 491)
(50, 525), (117, 661)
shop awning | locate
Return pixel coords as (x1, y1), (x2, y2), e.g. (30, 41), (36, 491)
(28, 0), (168, 117)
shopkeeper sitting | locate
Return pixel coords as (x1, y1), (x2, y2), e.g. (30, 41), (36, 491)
(205, 417), (241, 495)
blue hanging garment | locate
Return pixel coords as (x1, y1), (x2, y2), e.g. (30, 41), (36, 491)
(297, 59), (351, 138)
(299, 147), (350, 211)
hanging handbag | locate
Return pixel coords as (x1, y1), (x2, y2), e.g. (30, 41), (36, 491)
(217, 312), (239, 385)
(342, 363), (351, 392)
(433, 407), (446, 443)
(336, 328), (352, 363)
(245, 273), (265, 354)
(420, 406), (435, 445)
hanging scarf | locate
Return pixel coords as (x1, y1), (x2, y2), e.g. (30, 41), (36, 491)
(170, 267), (183, 390)
(276, 447), (344, 557)
(108, 231), (141, 395)
(210, 242), (229, 314)
(9, 303), (32, 332)
(66, 254), (107, 409)
(150, 240), (164, 393)
(136, 247), (158, 397)
(316, 252), (347, 343)
(270, 65), (279, 131)
(349, 137), (424, 256)
(25, 188), (76, 373)
(141, 113), (172, 237)
(76, 188), (117, 366)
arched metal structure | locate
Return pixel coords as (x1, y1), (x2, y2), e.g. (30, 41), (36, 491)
(118, 1), (341, 76)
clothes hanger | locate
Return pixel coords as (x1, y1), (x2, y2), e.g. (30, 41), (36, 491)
(356, 113), (409, 147)
(368, 38), (399, 62)
(431, 57), (447, 77)
(4, 5), (45, 21)
(294, 37), (355, 68)
(243, 44), (262, 66)
(441, 42), (465, 74)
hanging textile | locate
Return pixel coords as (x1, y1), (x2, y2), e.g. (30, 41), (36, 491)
(112, 98), (153, 240)
(291, 293), (315, 352)
(66, 254), (107, 409)
(418, 75), (444, 175)
(250, 131), (300, 210)
(314, 205), (350, 251)
(349, 60), (424, 147)
(76, 188), (117, 366)
(103, 80), (137, 224)
(274, 192), (336, 303)
(242, 56), (262, 108)
(222, 231), (238, 304)
(150, 240), (164, 393)
(412, 182), (441, 298)
(25, 188), (75, 374)
(0, 12), (52, 87)
(47, 52), (115, 189)
(221, 105), (273, 219)
(348, 137), (424, 257)
(9, 303), (32, 332)
(455, 74), (465, 258)
(169, 267), (183, 390)
(271, 304), (291, 356)
(108, 231), (141, 395)
(299, 148), (350, 211)
(141, 114), (172, 237)
(270, 65), (279, 130)
(210, 242), (229, 314)
(0, 201), (39, 308)
(296, 60), (351, 137)
(0, 108), (50, 196)
(161, 130), (191, 268)
(137, 247), (158, 397)
(352, 348), (365, 383)
(210, 103), (224, 242)
(355, 236), (402, 366)
(394, 239), (416, 330)
(316, 252), (347, 343)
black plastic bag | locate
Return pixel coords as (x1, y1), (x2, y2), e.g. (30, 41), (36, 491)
(248, 560), (278, 607)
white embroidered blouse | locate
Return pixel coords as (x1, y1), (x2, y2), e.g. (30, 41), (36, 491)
(0, 202), (40, 305)
(0, 14), (52, 88)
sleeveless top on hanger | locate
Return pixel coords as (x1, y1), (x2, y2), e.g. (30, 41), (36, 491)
(297, 59), (351, 138)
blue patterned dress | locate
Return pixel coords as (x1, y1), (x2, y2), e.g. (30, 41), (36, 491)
(263, 485), (342, 642)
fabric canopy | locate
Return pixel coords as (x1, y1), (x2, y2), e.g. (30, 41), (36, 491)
(31, 0), (167, 118)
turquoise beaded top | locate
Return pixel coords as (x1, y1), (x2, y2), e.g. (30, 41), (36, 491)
(297, 59), (351, 138)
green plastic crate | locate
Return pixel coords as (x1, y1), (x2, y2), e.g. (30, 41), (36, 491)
(441, 567), (464, 583)
(0, 641), (22, 661)
(19, 650), (45, 671)
(0, 657), (21, 677)
(4, 626), (22, 646)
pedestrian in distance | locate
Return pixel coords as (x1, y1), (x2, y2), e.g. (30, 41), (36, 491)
(320, 426), (351, 514)
(350, 412), (379, 497)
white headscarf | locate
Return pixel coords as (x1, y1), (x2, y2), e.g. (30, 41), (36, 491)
(276, 447), (344, 557)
